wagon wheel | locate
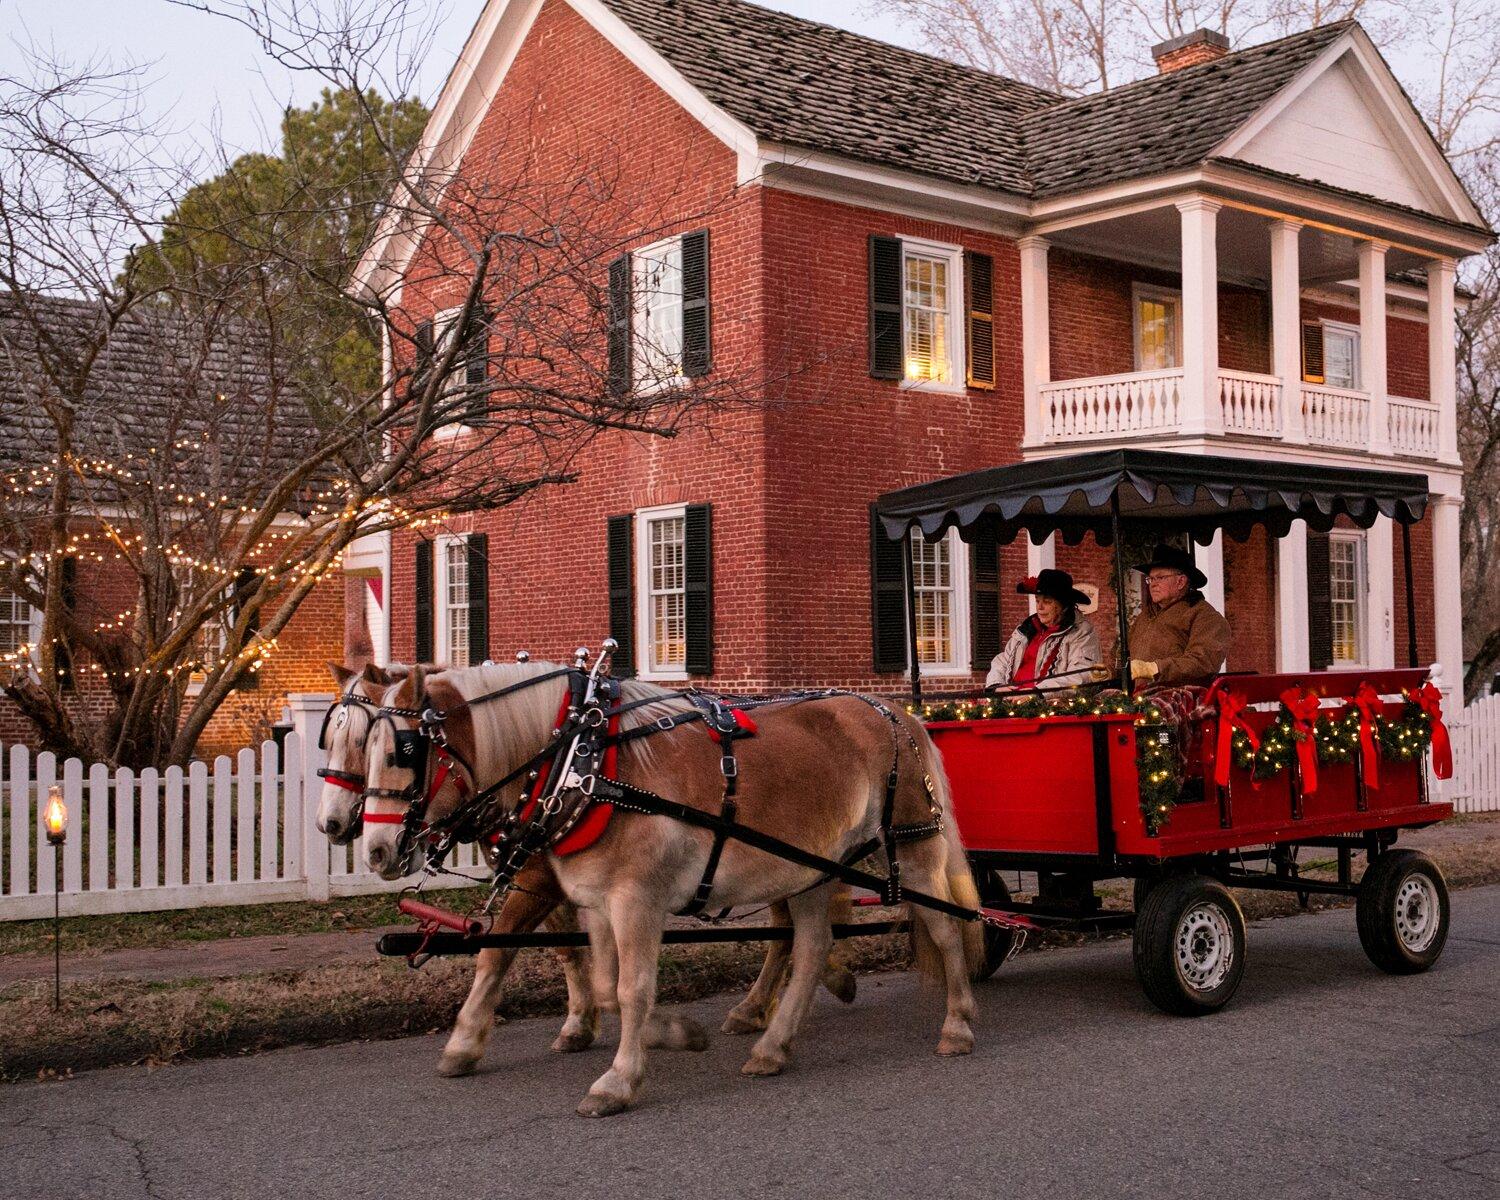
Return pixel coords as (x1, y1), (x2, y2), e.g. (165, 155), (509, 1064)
(1356, 850), (1450, 975)
(1132, 875), (1246, 1016)
(974, 866), (1017, 981)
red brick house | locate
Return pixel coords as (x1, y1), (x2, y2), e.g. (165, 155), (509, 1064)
(348, 0), (1489, 704)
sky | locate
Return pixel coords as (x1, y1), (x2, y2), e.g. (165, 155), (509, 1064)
(0, 1), (910, 162)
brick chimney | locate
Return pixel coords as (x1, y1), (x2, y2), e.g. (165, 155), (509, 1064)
(1152, 29), (1231, 73)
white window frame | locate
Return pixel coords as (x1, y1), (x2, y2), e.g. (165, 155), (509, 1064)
(633, 503), (690, 682)
(907, 528), (971, 676)
(1132, 283), (1183, 371)
(632, 236), (686, 396)
(900, 238), (966, 394)
(1328, 531), (1366, 668)
(429, 306), (475, 440)
(1321, 320), (1361, 391)
(434, 533), (472, 669)
(0, 582), (42, 678)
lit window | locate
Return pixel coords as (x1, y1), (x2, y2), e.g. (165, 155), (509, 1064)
(908, 530), (970, 672)
(904, 251), (953, 384)
(443, 539), (470, 668)
(647, 514), (686, 672)
(1323, 325), (1360, 390)
(633, 238), (684, 387)
(0, 588), (35, 665)
(1134, 285), (1181, 370)
(1329, 534), (1364, 665)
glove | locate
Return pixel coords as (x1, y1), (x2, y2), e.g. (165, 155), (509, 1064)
(1089, 664), (1113, 681)
(1129, 659), (1159, 682)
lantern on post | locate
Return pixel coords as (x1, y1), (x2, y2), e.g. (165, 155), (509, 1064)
(43, 785), (67, 1010)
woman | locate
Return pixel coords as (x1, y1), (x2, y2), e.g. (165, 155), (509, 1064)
(986, 569), (1101, 693)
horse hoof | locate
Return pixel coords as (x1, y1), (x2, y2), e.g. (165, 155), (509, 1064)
(577, 1092), (630, 1118)
(435, 1052), (479, 1078)
(823, 966), (858, 1005)
(551, 1030), (595, 1054)
(936, 1034), (975, 1057)
(674, 1017), (710, 1052)
(720, 1010), (765, 1035)
(741, 1052), (785, 1077)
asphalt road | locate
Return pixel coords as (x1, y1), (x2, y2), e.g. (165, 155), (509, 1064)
(5, 888), (1499, 1200)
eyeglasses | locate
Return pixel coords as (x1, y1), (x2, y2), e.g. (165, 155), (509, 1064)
(1146, 572), (1184, 584)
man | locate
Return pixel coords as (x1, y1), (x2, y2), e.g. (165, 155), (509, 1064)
(1126, 543), (1230, 688)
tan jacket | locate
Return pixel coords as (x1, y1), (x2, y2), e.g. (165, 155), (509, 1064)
(1128, 593), (1230, 686)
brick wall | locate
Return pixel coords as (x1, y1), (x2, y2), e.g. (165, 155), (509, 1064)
(1300, 296), (1430, 399)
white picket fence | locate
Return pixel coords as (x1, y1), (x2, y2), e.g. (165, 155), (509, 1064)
(0, 711), (487, 922)
(1449, 693), (1500, 815)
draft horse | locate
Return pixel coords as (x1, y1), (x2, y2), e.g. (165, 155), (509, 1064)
(361, 660), (983, 1116)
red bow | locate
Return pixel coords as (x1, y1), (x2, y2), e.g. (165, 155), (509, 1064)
(1279, 686), (1322, 796)
(1351, 681), (1384, 791)
(1215, 690), (1258, 788)
(1411, 683), (1453, 779)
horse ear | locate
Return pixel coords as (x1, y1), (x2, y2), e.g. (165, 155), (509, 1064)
(360, 662), (391, 686)
(328, 662), (356, 687)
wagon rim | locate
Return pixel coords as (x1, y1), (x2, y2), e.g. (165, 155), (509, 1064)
(1175, 900), (1236, 992)
(1393, 873), (1441, 953)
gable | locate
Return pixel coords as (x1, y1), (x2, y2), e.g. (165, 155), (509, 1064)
(1233, 58), (1439, 213)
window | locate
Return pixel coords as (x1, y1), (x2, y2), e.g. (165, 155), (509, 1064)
(1133, 285), (1181, 371)
(1322, 323), (1360, 390)
(634, 506), (688, 677)
(427, 306), (487, 433)
(902, 241), (964, 388)
(633, 237), (685, 388)
(909, 529), (970, 674)
(436, 535), (471, 669)
(1329, 533), (1365, 666)
(0, 588), (37, 673)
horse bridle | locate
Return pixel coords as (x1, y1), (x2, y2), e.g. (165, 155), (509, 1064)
(316, 685), (380, 802)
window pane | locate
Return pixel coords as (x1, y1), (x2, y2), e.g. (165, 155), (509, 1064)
(649, 516), (686, 669)
(1329, 538), (1360, 663)
(1136, 294), (1178, 370)
(904, 252), (951, 383)
(634, 240), (684, 383)
(910, 535), (953, 665)
(0, 591), (30, 657)
(1324, 330), (1358, 390)
(445, 542), (469, 667)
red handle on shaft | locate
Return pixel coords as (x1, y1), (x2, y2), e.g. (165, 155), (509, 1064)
(398, 897), (484, 937)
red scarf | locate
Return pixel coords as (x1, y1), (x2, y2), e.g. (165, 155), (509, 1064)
(1014, 621), (1060, 687)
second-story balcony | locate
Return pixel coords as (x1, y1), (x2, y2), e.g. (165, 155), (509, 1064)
(1018, 194), (1460, 468)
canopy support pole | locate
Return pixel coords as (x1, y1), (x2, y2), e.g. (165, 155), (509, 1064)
(1110, 493), (1132, 693)
(902, 532), (923, 708)
(1400, 519), (1419, 669)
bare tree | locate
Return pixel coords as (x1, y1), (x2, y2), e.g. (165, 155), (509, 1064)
(0, 6), (767, 766)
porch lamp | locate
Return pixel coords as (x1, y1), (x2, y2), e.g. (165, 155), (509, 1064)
(43, 786), (67, 1010)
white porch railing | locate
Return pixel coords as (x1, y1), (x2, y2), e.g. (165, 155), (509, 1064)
(1039, 369), (1183, 440)
(1301, 384), (1370, 450)
(1388, 395), (1440, 458)
(0, 737), (482, 921)
(1218, 370), (1282, 436)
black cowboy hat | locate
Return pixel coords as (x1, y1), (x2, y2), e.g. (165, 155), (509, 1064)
(1135, 543), (1208, 591)
(1016, 568), (1091, 609)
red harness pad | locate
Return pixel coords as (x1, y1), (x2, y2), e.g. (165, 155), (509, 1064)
(511, 694), (618, 856)
(707, 708), (758, 742)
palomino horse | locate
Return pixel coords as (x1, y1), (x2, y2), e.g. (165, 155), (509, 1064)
(317, 664), (855, 1076)
(362, 661), (983, 1117)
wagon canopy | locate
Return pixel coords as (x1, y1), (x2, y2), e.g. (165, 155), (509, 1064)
(875, 449), (1431, 546)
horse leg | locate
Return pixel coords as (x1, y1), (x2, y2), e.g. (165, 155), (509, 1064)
(544, 904), (598, 1053)
(903, 838), (978, 1057)
(721, 902), (792, 1034)
(578, 895), (666, 1117)
(437, 883), (557, 1077)
(742, 886), (833, 1077)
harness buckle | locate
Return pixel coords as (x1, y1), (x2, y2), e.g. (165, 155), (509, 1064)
(656, 714), (678, 732)
(720, 755), (738, 779)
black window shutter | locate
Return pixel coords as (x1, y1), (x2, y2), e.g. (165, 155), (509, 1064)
(869, 235), (903, 380)
(870, 506), (909, 672)
(682, 231), (711, 378)
(607, 255), (632, 395)
(1301, 322), (1325, 384)
(232, 566), (260, 690)
(965, 250), (995, 390)
(968, 521), (1001, 671)
(606, 515), (635, 678)
(684, 504), (713, 675)
(414, 540), (434, 663)
(1307, 530), (1333, 670)
(463, 305), (489, 422)
(411, 320), (435, 399)
(467, 533), (489, 665)
(55, 555), (77, 691)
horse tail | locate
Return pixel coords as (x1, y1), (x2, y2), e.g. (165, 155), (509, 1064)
(906, 726), (986, 984)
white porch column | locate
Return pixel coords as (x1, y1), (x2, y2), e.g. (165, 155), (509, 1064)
(1276, 522), (1310, 672)
(1428, 258), (1460, 465)
(1019, 236), (1051, 447)
(1359, 239), (1392, 455)
(1197, 531), (1225, 614)
(1177, 198), (1223, 438)
(1366, 518), (1395, 670)
(1270, 218), (1304, 443)
(1026, 534), (1056, 613)
(1431, 494), (1464, 703)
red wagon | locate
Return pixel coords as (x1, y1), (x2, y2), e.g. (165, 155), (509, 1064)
(877, 450), (1455, 1015)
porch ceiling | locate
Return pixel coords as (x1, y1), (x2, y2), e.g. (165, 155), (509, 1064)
(1047, 203), (1430, 288)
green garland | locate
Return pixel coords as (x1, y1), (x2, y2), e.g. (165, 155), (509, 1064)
(1229, 694), (1434, 779)
(913, 690), (1182, 835)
